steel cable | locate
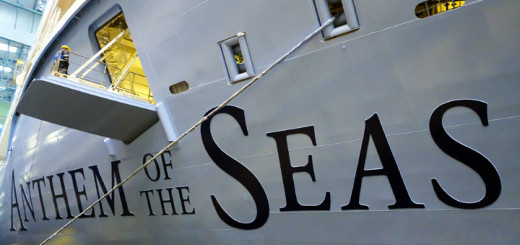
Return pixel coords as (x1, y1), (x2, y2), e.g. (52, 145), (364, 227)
(40, 16), (336, 245)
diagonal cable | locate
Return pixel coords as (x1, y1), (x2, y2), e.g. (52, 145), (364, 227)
(40, 16), (335, 245)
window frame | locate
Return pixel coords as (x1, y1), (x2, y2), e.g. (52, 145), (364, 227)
(218, 32), (255, 83)
(313, 0), (360, 39)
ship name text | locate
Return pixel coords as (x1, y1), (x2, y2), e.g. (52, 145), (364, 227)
(8, 99), (502, 231)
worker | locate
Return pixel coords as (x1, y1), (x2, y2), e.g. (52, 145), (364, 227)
(54, 45), (70, 74)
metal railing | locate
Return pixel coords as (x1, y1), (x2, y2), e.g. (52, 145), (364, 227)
(51, 52), (154, 104)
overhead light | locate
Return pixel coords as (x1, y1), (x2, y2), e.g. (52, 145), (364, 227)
(0, 66), (12, 73)
(0, 43), (18, 53)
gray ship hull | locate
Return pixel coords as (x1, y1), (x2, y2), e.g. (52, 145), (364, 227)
(1, 0), (519, 244)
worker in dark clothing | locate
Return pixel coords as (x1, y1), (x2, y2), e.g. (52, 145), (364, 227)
(54, 45), (70, 74)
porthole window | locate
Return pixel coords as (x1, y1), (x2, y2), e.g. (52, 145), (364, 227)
(218, 33), (255, 83)
(169, 81), (189, 94)
(415, 0), (466, 18)
(313, 0), (360, 39)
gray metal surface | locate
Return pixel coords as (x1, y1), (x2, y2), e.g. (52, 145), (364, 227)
(1, 0), (519, 244)
(16, 75), (158, 142)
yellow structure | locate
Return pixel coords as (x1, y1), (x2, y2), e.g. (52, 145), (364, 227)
(94, 13), (154, 104)
(415, 0), (465, 18)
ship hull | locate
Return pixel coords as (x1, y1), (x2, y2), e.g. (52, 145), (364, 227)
(1, 0), (519, 244)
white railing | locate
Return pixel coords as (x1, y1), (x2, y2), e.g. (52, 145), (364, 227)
(51, 51), (154, 104)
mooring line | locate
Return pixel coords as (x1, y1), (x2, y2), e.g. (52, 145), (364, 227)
(40, 16), (335, 245)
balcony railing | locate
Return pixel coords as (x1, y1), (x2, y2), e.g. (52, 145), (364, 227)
(51, 51), (154, 104)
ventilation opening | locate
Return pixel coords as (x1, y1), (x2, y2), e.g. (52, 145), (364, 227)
(219, 33), (255, 83)
(169, 81), (189, 94)
(94, 13), (155, 104)
(415, 0), (466, 18)
(313, 0), (360, 39)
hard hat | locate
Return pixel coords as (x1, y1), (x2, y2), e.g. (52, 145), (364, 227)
(61, 45), (70, 51)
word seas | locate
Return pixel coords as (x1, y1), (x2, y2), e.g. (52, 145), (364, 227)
(200, 100), (501, 229)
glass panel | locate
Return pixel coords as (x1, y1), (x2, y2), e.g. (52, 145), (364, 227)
(0, 38), (29, 103)
(94, 13), (154, 104)
(415, 0), (466, 18)
(169, 81), (189, 94)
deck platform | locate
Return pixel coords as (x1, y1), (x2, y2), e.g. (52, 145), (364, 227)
(16, 75), (158, 142)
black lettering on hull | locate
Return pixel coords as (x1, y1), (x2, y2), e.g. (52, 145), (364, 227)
(267, 126), (331, 211)
(201, 105), (269, 230)
(429, 99), (501, 208)
(342, 114), (425, 210)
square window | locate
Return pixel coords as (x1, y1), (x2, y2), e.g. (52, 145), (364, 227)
(314, 0), (360, 39)
(219, 33), (255, 83)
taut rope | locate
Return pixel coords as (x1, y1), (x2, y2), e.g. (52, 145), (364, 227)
(40, 16), (335, 245)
